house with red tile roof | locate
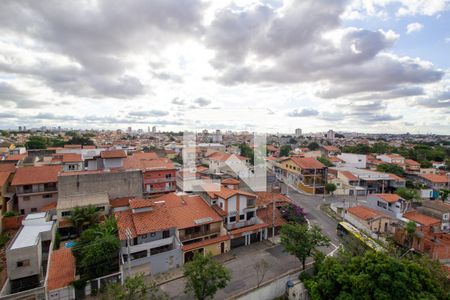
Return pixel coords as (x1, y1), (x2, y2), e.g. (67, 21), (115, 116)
(320, 145), (341, 157)
(377, 153), (405, 165)
(417, 200), (450, 231)
(205, 151), (249, 177)
(403, 211), (441, 232)
(11, 165), (61, 215)
(345, 205), (393, 234)
(405, 159), (420, 173)
(418, 173), (450, 191)
(100, 149), (127, 169)
(114, 199), (182, 276)
(46, 248), (76, 299)
(366, 193), (407, 219)
(277, 157), (327, 194)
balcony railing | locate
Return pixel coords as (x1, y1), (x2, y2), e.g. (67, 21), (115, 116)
(146, 187), (175, 194)
(145, 177), (176, 184)
(226, 217), (257, 231)
(180, 228), (221, 241)
(21, 186), (57, 194)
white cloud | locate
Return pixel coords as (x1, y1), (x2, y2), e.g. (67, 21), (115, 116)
(406, 22), (424, 34)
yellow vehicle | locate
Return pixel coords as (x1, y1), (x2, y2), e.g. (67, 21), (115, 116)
(337, 221), (385, 254)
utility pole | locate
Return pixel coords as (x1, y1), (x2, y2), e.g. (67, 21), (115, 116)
(272, 199), (275, 238)
(313, 168), (317, 195)
(125, 228), (132, 278)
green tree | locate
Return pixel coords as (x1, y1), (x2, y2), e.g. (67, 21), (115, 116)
(405, 221), (417, 248)
(376, 163), (405, 177)
(102, 274), (168, 300)
(325, 183), (336, 195)
(279, 145), (292, 157)
(184, 252), (231, 300)
(281, 223), (330, 270)
(239, 143), (254, 165)
(68, 205), (100, 235)
(440, 189), (450, 202)
(317, 157), (333, 167)
(25, 136), (48, 149)
(73, 219), (120, 280)
(307, 142), (319, 151)
(395, 187), (420, 201)
(303, 251), (450, 300)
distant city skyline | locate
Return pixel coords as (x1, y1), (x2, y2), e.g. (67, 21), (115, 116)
(0, 0), (449, 134)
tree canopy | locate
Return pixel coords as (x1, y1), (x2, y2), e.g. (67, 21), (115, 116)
(395, 187), (420, 201)
(376, 163), (405, 177)
(302, 251), (450, 300)
(184, 252), (231, 300)
(281, 223), (330, 269)
(317, 157), (334, 167)
(325, 183), (337, 195)
(102, 274), (168, 300)
(307, 142), (320, 151)
(280, 145), (292, 157)
(239, 143), (254, 165)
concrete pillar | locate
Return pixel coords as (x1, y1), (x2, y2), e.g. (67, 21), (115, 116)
(260, 230), (263, 241)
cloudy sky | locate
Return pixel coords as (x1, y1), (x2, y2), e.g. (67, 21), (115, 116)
(0, 0), (449, 134)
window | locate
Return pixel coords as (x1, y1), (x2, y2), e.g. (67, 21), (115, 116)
(17, 260), (30, 267)
(162, 230), (170, 239)
(23, 196), (30, 201)
(150, 232), (156, 237)
(131, 250), (147, 260)
(20, 209), (25, 215)
(219, 202), (223, 208)
(229, 216), (236, 223)
(141, 234), (147, 239)
(31, 208), (37, 213)
(42, 194), (52, 199)
(62, 211), (71, 217)
(68, 164), (76, 170)
(96, 206), (105, 212)
(246, 211), (255, 220)
(240, 214), (245, 221)
(165, 174), (172, 179)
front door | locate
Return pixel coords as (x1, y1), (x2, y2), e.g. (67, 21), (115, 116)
(221, 242), (225, 254)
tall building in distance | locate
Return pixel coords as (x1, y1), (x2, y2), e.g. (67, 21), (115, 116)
(152, 126), (157, 133)
(127, 126), (132, 134)
(295, 128), (302, 137)
(327, 129), (335, 141)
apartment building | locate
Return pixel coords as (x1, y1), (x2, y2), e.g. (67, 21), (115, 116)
(3, 213), (55, 296)
(11, 165), (61, 215)
(115, 198), (182, 276)
(277, 157), (327, 194)
(205, 151), (249, 177)
(124, 152), (176, 196)
(336, 153), (367, 168)
(0, 164), (15, 215)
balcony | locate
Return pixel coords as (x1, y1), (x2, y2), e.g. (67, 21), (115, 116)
(20, 186), (57, 194)
(226, 217), (257, 231)
(145, 177), (176, 184)
(146, 187), (175, 194)
(121, 236), (175, 254)
(180, 228), (221, 242)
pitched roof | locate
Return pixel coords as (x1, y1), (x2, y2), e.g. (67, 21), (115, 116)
(110, 197), (134, 208)
(63, 144), (81, 149)
(403, 211), (440, 226)
(11, 165), (61, 186)
(257, 207), (288, 227)
(0, 171), (10, 188)
(100, 150), (127, 159)
(222, 178), (240, 185)
(123, 157), (174, 171)
(62, 153), (83, 163)
(41, 201), (57, 212)
(5, 153), (27, 161)
(114, 204), (176, 240)
(388, 173), (405, 181)
(372, 193), (403, 203)
(254, 192), (291, 208)
(340, 170), (358, 181)
(405, 159), (420, 166)
(420, 200), (450, 213)
(214, 187), (257, 200)
(419, 173), (449, 184)
(129, 198), (154, 209)
(132, 152), (159, 160)
(207, 151), (247, 162)
(322, 145), (340, 152)
(290, 157), (325, 169)
(182, 235), (230, 252)
(0, 163), (16, 173)
(47, 248), (76, 291)
(166, 195), (223, 229)
(347, 205), (390, 221)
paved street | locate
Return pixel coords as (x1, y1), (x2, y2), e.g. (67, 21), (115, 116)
(159, 181), (345, 299)
(159, 241), (303, 299)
